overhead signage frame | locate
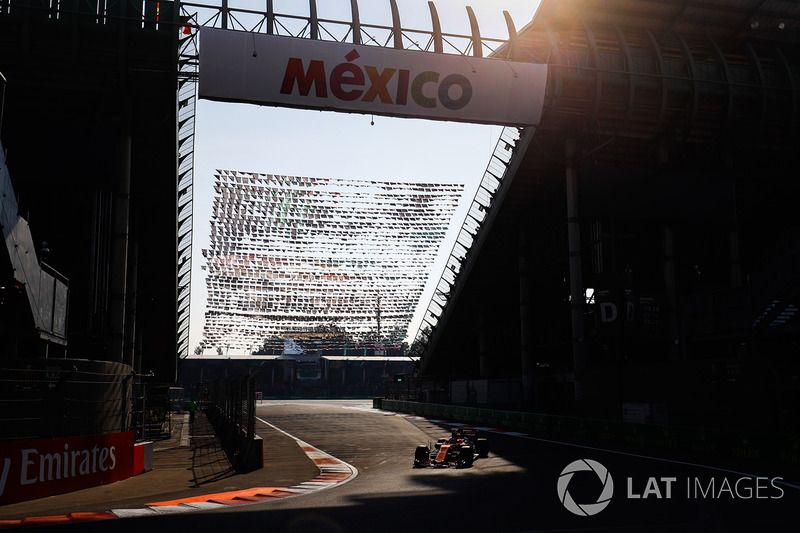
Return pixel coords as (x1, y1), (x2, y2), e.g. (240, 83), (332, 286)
(198, 28), (547, 127)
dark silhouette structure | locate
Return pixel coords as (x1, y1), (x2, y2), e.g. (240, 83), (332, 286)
(0, 2), (191, 381)
(416, 0), (800, 437)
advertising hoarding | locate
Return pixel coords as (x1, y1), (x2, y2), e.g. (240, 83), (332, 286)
(0, 432), (134, 505)
(199, 28), (547, 127)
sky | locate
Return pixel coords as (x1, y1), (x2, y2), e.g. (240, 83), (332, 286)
(188, 0), (543, 356)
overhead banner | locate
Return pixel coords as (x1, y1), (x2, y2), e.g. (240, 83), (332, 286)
(199, 28), (548, 127)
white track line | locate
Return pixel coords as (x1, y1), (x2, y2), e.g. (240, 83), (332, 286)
(256, 416), (359, 494)
(109, 417), (358, 518)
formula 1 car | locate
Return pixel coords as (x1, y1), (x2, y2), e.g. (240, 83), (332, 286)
(413, 427), (489, 468)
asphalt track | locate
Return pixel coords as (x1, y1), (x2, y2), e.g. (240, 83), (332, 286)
(45, 400), (800, 532)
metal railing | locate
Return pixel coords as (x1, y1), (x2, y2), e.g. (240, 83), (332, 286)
(205, 368), (261, 443)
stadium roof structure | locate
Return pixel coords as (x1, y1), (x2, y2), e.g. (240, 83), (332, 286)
(407, 0), (800, 435)
(201, 170), (463, 355)
(416, 0), (800, 372)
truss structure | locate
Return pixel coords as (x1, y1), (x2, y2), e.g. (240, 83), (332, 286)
(180, 0), (522, 59)
(201, 171), (463, 355)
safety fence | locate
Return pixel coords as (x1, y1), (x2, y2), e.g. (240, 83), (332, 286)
(203, 369), (264, 472)
(0, 360), (172, 442)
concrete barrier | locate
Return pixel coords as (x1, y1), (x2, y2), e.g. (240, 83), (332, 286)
(381, 400), (800, 467)
(133, 441), (153, 475)
(240, 434), (264, 472)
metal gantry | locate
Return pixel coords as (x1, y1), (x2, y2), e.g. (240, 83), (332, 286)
(179, 0), (522, 59)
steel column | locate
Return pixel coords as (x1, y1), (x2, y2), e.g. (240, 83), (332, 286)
(503, 11), (519, 61)
(709, 38), (734, 134)
(614, 25), (635, 129)
(774, 45), (798, 132)
(675, 32), (698, 139)
(479, 312), (488, 378)
(309, 0), (318, 40)
(743, 41), (767, 137)
(565, 138), (585, 386)
(389, 0), (403, 49)
(110, 108), (131, 363)
(350, 0), (361, 45)
(428, 2), (443, 54)
(659, 144), (680, 363)
(663, 226), (680, 362)
(581, 20), (602, 127)
(644, 29), (667, 135)
(466, 6), (482, 58)
(519, 229), (533, 406)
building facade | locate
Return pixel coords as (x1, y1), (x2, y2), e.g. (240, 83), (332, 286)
(201, 170), (463, 355)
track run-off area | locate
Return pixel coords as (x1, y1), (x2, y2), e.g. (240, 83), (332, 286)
(66, 400), (798, 532)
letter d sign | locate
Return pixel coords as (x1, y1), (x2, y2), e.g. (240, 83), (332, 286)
(600, 302), (617, 323)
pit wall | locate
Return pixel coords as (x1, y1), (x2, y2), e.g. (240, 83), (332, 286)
(375, 399), (800, 467)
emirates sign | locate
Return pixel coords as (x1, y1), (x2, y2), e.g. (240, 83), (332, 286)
(0, 432), (134, 505)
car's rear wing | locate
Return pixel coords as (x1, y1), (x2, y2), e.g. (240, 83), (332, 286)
(458, 427), (479, 440)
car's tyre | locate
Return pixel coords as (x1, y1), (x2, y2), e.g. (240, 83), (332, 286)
(476, 438), (489, 457)
(414, 445), (429, 464)
(457, 445), (474, 467)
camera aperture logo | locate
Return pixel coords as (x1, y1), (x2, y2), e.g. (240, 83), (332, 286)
(558, 459), (786, 517)
(557, 459), (614, 516)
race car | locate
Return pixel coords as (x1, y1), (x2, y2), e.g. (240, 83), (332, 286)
(413, 427), (489, 468)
